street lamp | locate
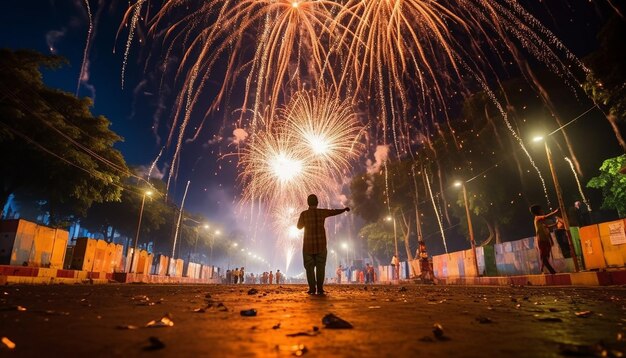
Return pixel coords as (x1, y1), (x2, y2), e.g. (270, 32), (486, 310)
(130, 190), (152, 274)
(533, 135), (580, 271)
(208, 229), (220, 263)
(330, 249), (338, 268)
(190, 224), (211, 264)
(386, 215), (399, 260)
(454, 181), (479, 276)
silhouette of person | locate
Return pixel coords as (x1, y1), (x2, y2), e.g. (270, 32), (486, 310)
(530, 204), (558, 274)
(297, 194), (349, 295)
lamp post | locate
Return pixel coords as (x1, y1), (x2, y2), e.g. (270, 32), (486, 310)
(168, 180), (191, 276)
(227, 242), (238, 269)
(341, 242), (349, 266)
(385, 215), (399, 259)
(533, 136), (580, 272)
(454, 181), (479, 276)
(210, 229), (220, 263)
(129, 190), (152, 273)
(189, 224), (210, 265)
(330, 249), (338, 269)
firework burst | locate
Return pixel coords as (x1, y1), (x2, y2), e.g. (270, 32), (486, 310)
(239, 88), (362, 212)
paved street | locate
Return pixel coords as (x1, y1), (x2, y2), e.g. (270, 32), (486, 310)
(1, 284), (626, 357)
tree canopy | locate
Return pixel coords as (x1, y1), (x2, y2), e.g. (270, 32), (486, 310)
(583, 14), (626, 151)
(587, 155), (626, 217)
(0, 49), (128, 225)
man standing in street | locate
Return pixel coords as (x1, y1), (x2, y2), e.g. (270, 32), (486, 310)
(391, 254), (400, 281)
(297, 194), (350, 295)
(336, 265), (343, 284)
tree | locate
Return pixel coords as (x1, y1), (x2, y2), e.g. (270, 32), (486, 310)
(81, 178), (170, 243)
(0, 49), (128, 224)
(587, 155), (626, 217)
(351, 159), (417, 260)
(583, 14), (626, 152)
(358, 222), (394, 264)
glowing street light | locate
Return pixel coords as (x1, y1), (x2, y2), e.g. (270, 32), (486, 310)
(454, 180), (479, 276)
(386, 215), (399, 260)
(130, 189), (153, 273)
(533, 134), (580, 271)
(341, 242), (350, 265)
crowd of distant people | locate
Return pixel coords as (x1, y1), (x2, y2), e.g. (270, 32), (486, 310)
(223, 267), (284, 284)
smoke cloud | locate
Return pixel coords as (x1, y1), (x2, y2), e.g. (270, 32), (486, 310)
(46, 28), (66, 54)
(231, 128), (249, 145)
(365, 145), (389, 198)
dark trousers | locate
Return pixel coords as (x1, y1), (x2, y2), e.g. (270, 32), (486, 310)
(303, 251), (327, 293)
(539, 240), (556, 274)
(555, 229), (571, 258)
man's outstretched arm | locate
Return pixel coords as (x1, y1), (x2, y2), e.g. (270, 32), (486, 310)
(297, 212), (305, 229)
(322, 207), (350, 218)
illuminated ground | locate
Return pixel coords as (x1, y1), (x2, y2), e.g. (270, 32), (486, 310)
(1, 284), (625, 357)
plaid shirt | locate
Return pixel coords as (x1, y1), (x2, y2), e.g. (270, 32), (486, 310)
(297, 207), (345, 254)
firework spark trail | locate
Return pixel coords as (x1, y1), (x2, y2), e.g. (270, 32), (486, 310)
(272, 206), (302, 273)
(120, 0), (145, 89)
(166, 62), (199, 193)
(463, 59), (552, 207)
(171, 180), (191, 262)
(334, 0), (589, 154)
(150, 0), (346, 132)
(565, 157), (591, 211)
(77, 0), (93, 96)
(425, 167), (448, 254)
(147, 146), (165, 179)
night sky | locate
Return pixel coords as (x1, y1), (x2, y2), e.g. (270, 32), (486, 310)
(0, 0), (241, 222)
(0, 1), (623, 267)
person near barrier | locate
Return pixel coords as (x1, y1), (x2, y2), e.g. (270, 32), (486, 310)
(336, 265), (343, 284)
(530, 204), (558, 274)
(391, 254), (400, 280)
(297, 194), (350, 295)
(240, 267), (245, 284)
(233, 267), (240, 284)
(269, 270), (274, 284)
(418, 240), (434, 283)
(553, 216), (571, 258)
(275, 270), (282, 284)
(364, 263), (371, 283)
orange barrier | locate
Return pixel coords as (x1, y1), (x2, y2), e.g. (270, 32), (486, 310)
(71, 237), (97, 271)
(167, 258), (184, 277)
(153, 254), (169, 276)
(0, 219), (36, 266)
(0, 219), (69, 268)
(136, 251), (153, 274)
(598, 220), (626, 267)
(110, 244), (124, 272)
(185, 262), (201, 278)
(579, 224), (606, 270)
(91, 239), (109, 272)
(49, 229), (68, 269)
